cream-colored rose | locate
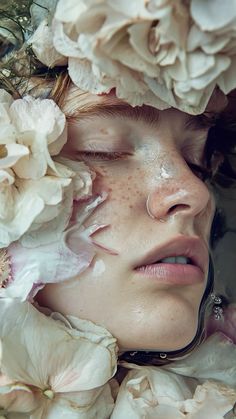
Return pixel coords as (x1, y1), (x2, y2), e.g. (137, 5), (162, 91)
(9, 95), (67, 179)
(112, 364), (236, 418)
(0, 90), (95, 248)
(30, 0), (236, 114)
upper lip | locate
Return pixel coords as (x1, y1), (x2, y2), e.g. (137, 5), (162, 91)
(134, 235), (209, 274)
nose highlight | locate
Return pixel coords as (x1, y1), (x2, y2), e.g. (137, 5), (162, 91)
(146, 177), (211, 221)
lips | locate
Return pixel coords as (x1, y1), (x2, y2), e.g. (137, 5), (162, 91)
(134, 236), (208, 275)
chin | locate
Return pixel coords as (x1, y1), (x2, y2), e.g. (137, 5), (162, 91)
(114, 303), (200, 352)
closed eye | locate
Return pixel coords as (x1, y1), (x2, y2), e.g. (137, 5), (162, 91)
(76, 151), (132, 161)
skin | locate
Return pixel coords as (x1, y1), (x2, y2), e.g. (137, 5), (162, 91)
(37, 105), (215, 352)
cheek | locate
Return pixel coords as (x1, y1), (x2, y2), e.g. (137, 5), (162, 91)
(91, 165), (144, 219)
(195, 193), (215, 239)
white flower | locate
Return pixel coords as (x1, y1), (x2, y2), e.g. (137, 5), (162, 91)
(9, 95), (67, 179)
(0, 91), (96, 249)
(0, 194), (107, 301)
(182, 380), (236, 419)
(112, 364), (236, 418)
(31, 0), (236, 114)
(111, 364), (193, 418)
(164, 333), (236, 388)
(0, 299), (117, 418)
(112, 332), (236, 418)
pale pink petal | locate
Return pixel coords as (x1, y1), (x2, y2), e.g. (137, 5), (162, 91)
(39, 384), (114, 419)
(164, 333), (236, 387)
(183, 381), (236, 419)
(0, 383), (38, 413)
(0, 299), (117, 393)
(112, 364), (189, 418)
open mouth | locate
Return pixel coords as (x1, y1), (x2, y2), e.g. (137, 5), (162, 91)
(155, 256), (193, 265)
(133, 236), (208, 285)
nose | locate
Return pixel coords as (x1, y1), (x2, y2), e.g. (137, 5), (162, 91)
(146, 163), (211, 221)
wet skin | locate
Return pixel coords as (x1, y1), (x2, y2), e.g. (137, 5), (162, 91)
(37, 106), (215, 352)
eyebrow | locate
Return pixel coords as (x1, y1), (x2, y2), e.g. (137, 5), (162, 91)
(68, 102), (218, 131)
(67, 103), (161, 126)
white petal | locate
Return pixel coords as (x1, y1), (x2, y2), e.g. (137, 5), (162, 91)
(164, 333), (236, 387)
(217, 56), (236, 93)
(191, 0), (236, 31)
(128, 22), (156, 64)
(68, 57), (113, 94)
(55, 0), (87, 22)
(0, 181), (45, 248)
(0, 144), (29, 170)
(0, 382), (38, 413)
(13, 133), (48, 179)
(52, 19), (83, 58)
(40, 384), (114, 419)
(183, 381), (236, 418)
(30, 20), (66, 67)
(109, 35), (158, 77)
(112, 364), (191, 418)
(108, 0), (168, 19)
(10, 96), (66, 143)
(187, 52), (215, 78)
(3, 226), (95, 301)
(0, 300), (117, 392)
(0, 89), (13, 108)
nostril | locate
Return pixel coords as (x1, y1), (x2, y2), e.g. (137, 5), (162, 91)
(168, 204), (189, 215)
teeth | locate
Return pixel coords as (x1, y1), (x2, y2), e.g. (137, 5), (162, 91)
(160, 256), (190, 264)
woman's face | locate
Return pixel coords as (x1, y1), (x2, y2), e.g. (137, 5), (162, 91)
(37, 103), (215, 352)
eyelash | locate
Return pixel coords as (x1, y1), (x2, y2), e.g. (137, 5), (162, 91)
(77, 151), (215, 181)
(76, 151), (130, 161)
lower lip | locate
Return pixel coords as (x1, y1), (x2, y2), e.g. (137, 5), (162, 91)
(134, 263), (204, 285)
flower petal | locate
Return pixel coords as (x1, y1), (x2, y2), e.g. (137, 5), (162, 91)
(191, 0), (236, 31)
(164, 333), (236, 387)
(0, 299), (117, 393)
(37, 384), (114, 419)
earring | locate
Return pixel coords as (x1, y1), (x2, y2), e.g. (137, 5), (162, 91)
(210, 293), (224, 320)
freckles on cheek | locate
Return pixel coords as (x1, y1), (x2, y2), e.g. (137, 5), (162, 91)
(90, 165), (144, 220)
